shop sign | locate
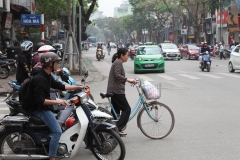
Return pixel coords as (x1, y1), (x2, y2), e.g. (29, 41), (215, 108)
(181, 29), (187, 35)
(5, 13), (12, 28)
(169, 34), (175, 40)
(21, 14), (41, 25)
(217, 11), (228, 27)
(188, 35), (195, 39)
(188, 26), (194, 35)
(227, 14), (238, 32)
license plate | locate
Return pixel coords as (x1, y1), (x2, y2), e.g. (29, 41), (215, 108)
(145, 64), (154, 67)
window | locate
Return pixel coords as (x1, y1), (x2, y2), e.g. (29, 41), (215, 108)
(137, 47), (162, 55)
(234, 46), (240, 53)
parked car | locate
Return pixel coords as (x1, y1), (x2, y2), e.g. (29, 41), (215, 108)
(134, 42), (165, 73)
(179, 44), (200, 60)
(159, 42), (181, 60)
(228, 44), (240, 72)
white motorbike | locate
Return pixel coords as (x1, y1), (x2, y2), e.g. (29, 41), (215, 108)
(0, 92), (126, 160)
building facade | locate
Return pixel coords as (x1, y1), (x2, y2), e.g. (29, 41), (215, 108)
(114, 1), (132, 18)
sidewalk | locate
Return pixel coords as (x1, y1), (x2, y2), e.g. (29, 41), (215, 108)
(0, 57), (103, 97)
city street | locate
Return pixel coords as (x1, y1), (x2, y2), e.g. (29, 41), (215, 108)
(1, 47), (240, 159)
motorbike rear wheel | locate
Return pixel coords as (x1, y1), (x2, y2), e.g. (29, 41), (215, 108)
(0, 67), (9, 79)
(9, 64), (16, 75)
(90, 129), (126, 160)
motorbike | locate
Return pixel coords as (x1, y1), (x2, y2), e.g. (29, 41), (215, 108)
(0, 90), (126, 160)
(129, 48), (136, 60)
(199, 51), (211, 72)
(52, 43), (64, 58)
(0, 60), (10, 79)
(0, 52), (16, 75)
(96, 49), (105, 61)
(84, 44), (89, 51)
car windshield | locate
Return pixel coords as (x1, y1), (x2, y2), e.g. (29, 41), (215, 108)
(188, 45), (199, 49)
(137, 47), (161, 55)
(161, 44), (178, 49)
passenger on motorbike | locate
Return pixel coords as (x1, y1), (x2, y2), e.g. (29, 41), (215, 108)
(32, 42), (46, 68)
(16, 40), (33, 84)
(30, 52), (89, 160)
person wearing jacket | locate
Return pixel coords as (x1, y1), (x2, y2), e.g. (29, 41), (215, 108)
(31, 52), (89, 160)
(16, 41), (33, 84)
(107, 48), (136, 136)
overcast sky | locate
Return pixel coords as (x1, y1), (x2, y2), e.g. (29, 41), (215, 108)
(98, 0), (124, 17)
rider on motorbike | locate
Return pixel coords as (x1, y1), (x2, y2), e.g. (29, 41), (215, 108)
(199, 42), (211, 66)
(30, 52), (89, 160)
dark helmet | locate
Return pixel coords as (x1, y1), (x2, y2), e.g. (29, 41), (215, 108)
(40, 52), (61, 67)
(36, 42), (45, 50)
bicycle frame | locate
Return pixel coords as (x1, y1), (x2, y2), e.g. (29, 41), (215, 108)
(105, 85), (158, 122)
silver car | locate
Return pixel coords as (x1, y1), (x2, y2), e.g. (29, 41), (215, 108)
(229, 44), (240, 72)
(159, 43), (181, 60)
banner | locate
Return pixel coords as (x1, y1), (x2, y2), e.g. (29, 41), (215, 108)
(217, 11), (228, 24)
(227, 14), (238, 32)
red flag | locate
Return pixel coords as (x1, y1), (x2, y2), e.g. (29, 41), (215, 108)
(31, 2), (35, 11)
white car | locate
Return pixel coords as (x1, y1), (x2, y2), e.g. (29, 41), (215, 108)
(229, 45), (240, 72)
(159, 43), (181, 60)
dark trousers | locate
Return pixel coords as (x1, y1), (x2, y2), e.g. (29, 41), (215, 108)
(220, 52), (226, 60)
(111, 94), (131, 132)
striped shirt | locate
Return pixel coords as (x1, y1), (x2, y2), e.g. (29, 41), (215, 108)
(107, 59), (127, 94)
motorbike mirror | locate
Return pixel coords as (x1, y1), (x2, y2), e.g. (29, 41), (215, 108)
(85, 71), (88, 77)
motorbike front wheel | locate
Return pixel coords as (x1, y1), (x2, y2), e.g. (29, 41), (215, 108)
(90, 129), (126, 160)
(207, 64), (211, 72)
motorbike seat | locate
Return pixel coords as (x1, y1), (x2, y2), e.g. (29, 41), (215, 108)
(29, 115), (45, 125)
(100, 92), (114, 99)
(0, 60), (8, 65)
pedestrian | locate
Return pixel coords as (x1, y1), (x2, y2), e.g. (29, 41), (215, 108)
(107, 40), (111, 55)
(16, 40), (33, 84)
(107, 48), (136, 136)
(219, 42), (226, 60)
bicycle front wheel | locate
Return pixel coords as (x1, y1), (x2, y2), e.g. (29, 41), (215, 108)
(138, 101), (175, 139)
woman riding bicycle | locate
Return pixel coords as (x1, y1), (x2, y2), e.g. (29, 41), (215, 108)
(107, 48), (136, 136)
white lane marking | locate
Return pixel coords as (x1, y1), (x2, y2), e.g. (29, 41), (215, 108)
(136, 75), (154, 81)
(198, 74), (223, 79)
(176, 70), (186, 73)
(218, 73), (240, 78)
(178, 74), (201, 79)
(157, 75), (176, 80)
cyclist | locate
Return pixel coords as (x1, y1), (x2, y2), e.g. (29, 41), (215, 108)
(31, 52), (89, 160)
(16, 40), (33, 84)
(107, 48), (136, 136)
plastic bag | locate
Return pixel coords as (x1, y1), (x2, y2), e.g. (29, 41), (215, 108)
(142, 81), (160, 100)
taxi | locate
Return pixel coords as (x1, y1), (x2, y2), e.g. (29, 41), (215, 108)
(134, 42), (165, 73)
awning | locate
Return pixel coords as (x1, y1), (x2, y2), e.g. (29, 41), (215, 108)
(10, 3), (30, 19)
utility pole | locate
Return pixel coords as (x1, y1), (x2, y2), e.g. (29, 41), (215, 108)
(220, 0), (222, 43)
(67, 0), (73, 70)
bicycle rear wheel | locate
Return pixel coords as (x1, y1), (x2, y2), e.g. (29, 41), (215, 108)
(137, 101), (175, 139)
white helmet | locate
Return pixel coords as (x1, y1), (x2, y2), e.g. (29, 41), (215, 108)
(37, 45), (56, 58)
(21, 40), (33, 51)
(219, 42), (222, 45)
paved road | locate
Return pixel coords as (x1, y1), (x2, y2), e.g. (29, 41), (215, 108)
(1, 47), (240, 159)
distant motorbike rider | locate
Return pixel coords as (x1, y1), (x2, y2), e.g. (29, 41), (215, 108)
(117, 42), (125, 50)
(16, 40), (33, 84)
(199, 42), (211, 66)
(128, 42), (135, 50)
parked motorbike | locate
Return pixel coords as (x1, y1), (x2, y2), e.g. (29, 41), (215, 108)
(0, 90), (126, 160)
(0, 60), (10, 79)
(129, 48), (136, 60)
(96, 49), (105, 61)
(0, 52), (16, 75)
(199, 51), (211, 72)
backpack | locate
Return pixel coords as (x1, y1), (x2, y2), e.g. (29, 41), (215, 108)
(19, 77), (34, 116)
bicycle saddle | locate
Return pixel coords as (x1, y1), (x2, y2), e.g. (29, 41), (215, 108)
(100, 92), (114, 98)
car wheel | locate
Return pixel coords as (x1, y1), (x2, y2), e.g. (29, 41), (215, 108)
(178, 58), (180, 61)
(160, 69), (165, 73)
(187, 54), (190, 60)
(228, 62), (235, 73)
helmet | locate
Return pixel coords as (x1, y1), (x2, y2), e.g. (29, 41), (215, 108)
(40, 52), (61, 67)
(219, 42), (222, 45)
(21, 40), (33, 51)
(36, 42), (45, 50)
(38, 45), (56, 58)
(65, 117), (75, 129)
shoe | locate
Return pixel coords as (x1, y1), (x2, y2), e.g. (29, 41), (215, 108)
(119, 131), (127, 137)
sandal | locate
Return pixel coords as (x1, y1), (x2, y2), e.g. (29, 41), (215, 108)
(119, 131), (127, 136)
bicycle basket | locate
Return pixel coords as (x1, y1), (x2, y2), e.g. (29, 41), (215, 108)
(141, 81), (161, 100)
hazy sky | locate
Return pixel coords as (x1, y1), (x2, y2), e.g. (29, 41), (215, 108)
(98, 0), (124, 17)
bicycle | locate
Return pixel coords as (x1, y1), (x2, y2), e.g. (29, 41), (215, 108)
(99, 79), (175, 139)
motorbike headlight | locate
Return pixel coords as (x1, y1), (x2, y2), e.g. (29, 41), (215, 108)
(135, 56), (141, 61)
(79, 92), (89, 104)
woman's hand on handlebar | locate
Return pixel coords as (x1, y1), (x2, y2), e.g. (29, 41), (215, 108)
(126, 78), (136, 85)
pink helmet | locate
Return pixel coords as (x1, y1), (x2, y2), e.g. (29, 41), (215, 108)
(200, 42), (204, 45)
